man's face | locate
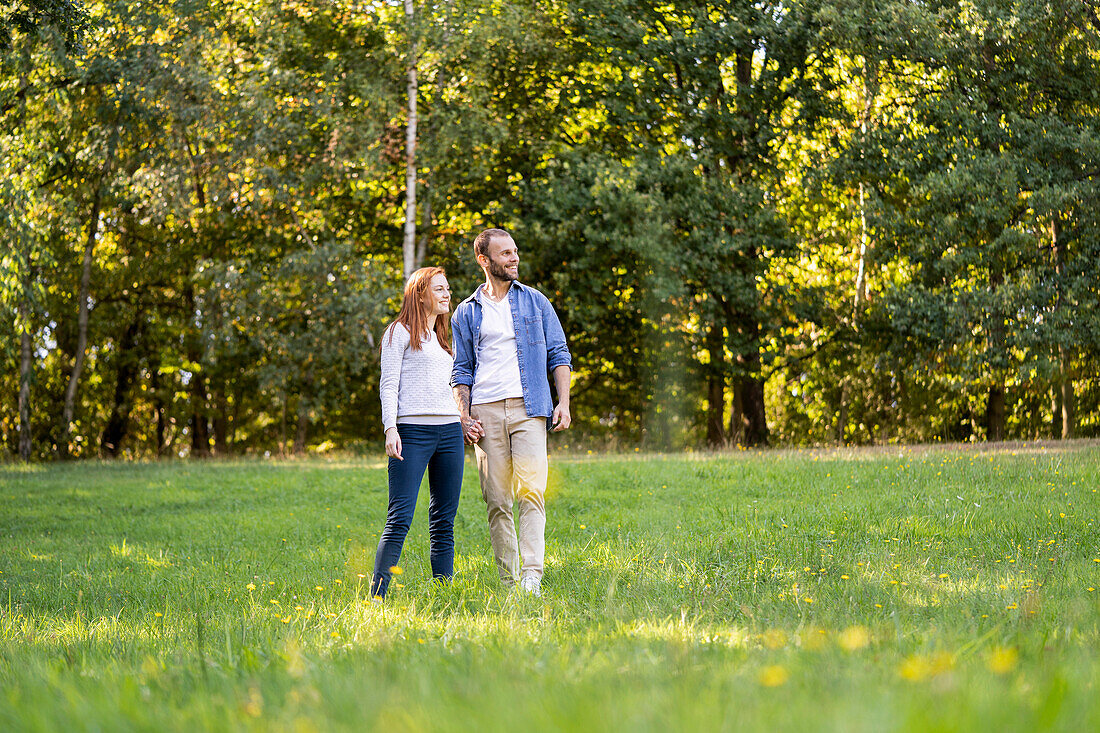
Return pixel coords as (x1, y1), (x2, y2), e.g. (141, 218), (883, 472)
(481, 236), (519, 281)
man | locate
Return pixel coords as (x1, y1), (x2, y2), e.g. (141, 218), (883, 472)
(451, 228), (572, 597)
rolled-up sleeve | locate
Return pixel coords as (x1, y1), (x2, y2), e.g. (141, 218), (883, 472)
(450, 306), (475, 387)
(542, 297), (571, 372)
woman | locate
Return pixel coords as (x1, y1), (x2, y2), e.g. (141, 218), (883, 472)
(373, 266), (464, 599)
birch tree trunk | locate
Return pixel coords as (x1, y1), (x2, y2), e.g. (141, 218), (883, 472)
(854, 56), (879, 310)
(402, 0), (418, 279)
(841, 55), (879, 445)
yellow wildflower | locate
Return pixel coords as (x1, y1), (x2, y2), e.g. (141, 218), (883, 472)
(899, 655), (932, 681)
(758, 665), (789, 687)
(837, 626), (870, 652)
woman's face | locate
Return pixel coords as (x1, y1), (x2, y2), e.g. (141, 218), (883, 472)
(425, 274), (451, 316)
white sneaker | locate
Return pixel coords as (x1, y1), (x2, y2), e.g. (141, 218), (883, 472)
(519, 573), (542, 597)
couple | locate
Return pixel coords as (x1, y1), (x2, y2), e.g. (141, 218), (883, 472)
(372, 228), (572, 599)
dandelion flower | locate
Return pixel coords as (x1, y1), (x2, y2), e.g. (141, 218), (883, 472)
(246, 583), (256, 591)
(838, 626), (870, 652)
(898, 655), (932, 681)
(758, 665), (789, 687)
(389, 566), (403, 575)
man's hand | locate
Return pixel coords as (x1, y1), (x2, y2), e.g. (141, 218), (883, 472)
(550, 365), (571, 432)
(385, 427), (403, 460)
(454, 384), (483, 444)
(461, 416), (484, 444)
(551, 402), (571, 432)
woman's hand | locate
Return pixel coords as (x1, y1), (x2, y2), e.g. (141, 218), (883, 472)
(461, 416), (484, 445)
(385, 428), (403, 460)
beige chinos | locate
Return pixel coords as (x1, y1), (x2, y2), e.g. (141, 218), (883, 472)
(470, 397), (548, 584)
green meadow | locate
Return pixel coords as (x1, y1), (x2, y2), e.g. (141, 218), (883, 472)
(1, 443), (1098, 731)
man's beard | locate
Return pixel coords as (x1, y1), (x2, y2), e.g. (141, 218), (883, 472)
(488, 258), (517, 281)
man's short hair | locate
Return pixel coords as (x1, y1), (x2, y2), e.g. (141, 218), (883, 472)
(474, 228), (510, 258)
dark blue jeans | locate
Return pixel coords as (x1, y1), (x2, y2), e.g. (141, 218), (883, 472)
(371, 422), (464, 598)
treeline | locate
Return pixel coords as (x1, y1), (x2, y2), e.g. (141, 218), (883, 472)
(3, 0), (1099, 459)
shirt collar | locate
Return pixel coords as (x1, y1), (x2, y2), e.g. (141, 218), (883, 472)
(472, 280), (524, 304)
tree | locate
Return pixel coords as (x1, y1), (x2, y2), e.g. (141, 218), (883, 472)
(872, 0), (1100, 441)
(1, 0), (88, 460)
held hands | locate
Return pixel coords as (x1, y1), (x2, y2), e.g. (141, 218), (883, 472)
(551, 402), (571, 432)
(461, 416), (484, 445)
(384, 427), (403, 460)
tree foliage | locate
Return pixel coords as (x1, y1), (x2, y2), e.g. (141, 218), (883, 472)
(3, 0), (1099, 458)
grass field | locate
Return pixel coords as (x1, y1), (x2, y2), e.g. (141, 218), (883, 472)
(1, 443), (1098, 731)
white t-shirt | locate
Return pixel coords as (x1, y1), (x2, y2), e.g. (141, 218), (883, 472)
(472, 287), (525, 405)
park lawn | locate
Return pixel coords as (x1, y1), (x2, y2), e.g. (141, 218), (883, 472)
(0, 444), (1098, 732)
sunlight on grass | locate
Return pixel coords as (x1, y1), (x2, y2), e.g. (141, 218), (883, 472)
(1, 445), (1099, 730)
(620, 618), (753, 648)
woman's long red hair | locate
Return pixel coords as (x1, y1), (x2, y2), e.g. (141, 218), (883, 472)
(385, 266), (453, 355)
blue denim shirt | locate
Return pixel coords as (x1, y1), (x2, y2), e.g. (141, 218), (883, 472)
(450, 281), (572, 422)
